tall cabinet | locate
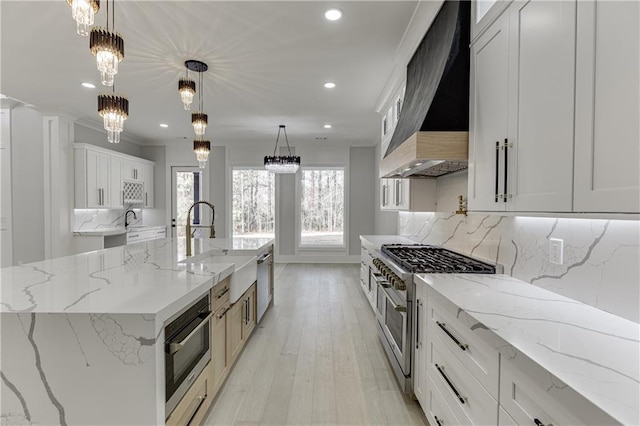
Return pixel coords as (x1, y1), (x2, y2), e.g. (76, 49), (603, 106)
(573, 1), (640, 213)
(469, 0), (576, 212)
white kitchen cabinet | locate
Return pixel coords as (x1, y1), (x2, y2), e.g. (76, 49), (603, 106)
(469, 0), (576, 212)
(142, 162), (154, 208)
(471, 0), (512, 44)
(413, 282), (428, 409)
(123, 159), (143, 182)
(126, 227), (166, 244)
(109, 155), (123, 209)
(500, 354), (617, 426)
(380, 178), (436, 211)
(468, 9), (510, 211)
(573, 0), (640, 213)
(76, 148), (110, 208)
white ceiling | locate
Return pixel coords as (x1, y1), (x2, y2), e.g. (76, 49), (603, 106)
(1, 1), (424, 147)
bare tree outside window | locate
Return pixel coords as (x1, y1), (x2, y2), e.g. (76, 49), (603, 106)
(300, 169), (344, 246)
(232, 169), (275, 238)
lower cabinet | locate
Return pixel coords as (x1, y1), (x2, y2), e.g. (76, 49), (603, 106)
(211, 301), (229, 397)
(242, 284), (256, 338)
(413, 283), (428, 408)
(165, 364), (211, 426)
(226, 282), (257, 368)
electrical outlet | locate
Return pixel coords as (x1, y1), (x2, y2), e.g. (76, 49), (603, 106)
(549, 238), (563, 265)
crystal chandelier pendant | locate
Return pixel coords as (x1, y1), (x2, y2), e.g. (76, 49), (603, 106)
(264, 125), (301, 174)
(98, 93), (129, 143)
(67, 0), (100, 36)
(178, 78), (196, 110)
(90, 27), (124, 87)
(192, 113), (208, 137)
(194, 139), (211, 169)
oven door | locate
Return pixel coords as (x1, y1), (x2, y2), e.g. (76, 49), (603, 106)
(165, 310), (212, 417)
(378, 283), (409, 374)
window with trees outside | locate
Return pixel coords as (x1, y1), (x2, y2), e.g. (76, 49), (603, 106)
(300, 168), (345, 247)
(232, 169), (275, 238)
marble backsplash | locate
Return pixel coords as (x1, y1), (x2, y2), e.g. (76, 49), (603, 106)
(74, 208), (143, 231)
(399, 212), (640, 323)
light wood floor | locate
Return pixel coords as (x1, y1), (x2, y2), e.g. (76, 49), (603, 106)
(204, 263), (428, 426)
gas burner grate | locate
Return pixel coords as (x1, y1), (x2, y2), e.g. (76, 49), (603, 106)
(381, 244), (495, 274)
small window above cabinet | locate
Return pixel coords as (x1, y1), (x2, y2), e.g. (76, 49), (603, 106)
(380, 178), (436, 211)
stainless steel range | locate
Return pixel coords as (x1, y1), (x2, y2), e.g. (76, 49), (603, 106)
(371, 244), (497, 395)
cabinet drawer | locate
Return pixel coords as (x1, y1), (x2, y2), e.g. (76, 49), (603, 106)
(500, 355), (618, 426)
(427, 292), (500, 398)
(166, 364), (211, 426)
(211, 278), (230, 312)
(425, 375), (465, 426)
(427, 331), (498, 426)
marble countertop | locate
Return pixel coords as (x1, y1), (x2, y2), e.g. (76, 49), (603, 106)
(359, 234), (415, 249)
(415, 273), (640, 425)
(73, 225), (167, 236)
(0, 237), (274, 321)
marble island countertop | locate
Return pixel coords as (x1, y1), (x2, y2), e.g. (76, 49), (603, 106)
(359, 234), (415, 250)
(415, 273), (640, 425)
(73, 225), (167, 236)
(0, 237), (274, 321)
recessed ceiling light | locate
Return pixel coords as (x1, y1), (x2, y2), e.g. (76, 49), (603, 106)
(324, 8), (343, 21)
(324, 124), (332, 129)
(324, 82), (336, 89)
(81, 82), (96, 89)
(160, 123), (169, 128)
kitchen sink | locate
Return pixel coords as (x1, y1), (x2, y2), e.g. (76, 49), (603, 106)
(185, 254), (257, 304)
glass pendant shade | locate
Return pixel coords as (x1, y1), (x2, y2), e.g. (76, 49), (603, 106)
(264, 156), (301, 174)
(68, 0), (100, 36)
(194, 140), (211, 169)
(178, 78), (196, 110)
(192, 112), (208, 136)
(90, 28), (124, 86)
(264, 125), (300, 174)
(98, 93), (128, 143)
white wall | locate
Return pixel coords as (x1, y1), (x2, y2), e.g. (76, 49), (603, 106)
(349, 147), (376, 255)
(10, 106), (44, 264)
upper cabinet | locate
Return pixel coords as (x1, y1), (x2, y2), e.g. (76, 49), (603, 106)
(471, 0), (512, 43)
(573, 1), (640, 213)
(380, 178), (436, 212)
(468, 0), (638, 213)
(74, 144), (154, 209)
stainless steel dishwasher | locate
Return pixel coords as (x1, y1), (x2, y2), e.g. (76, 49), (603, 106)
(256, 251), (272, 322)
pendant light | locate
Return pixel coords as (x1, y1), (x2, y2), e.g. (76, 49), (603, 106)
(67, 0), (100, 36)
(98, 90), (128, 143)
(89, 0), (124, 86)
(264, 125), (300, 174)
(194, 139), (211, 169)
(184, 60), (208, 137)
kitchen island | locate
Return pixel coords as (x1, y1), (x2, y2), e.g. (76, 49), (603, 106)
(0, 237), (274, 425)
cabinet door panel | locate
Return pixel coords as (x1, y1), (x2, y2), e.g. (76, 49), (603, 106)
(226, 301), (243, 366)
(574, 1), (640, 212)
(85, 150), (100, 208)
(211, 303), (229, 396)
(508, 0), (575, 212)
(468, 12), (509, 211)
(109, 156), (123, 208)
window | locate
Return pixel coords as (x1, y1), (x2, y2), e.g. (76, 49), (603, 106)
(300, 168), (345, 247)
(173, 169), (203, 238)
(232, 169), (275, 238)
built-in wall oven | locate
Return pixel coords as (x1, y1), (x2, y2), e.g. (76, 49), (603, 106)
(371, 244), (497, 396)
(165, 294), (212, 417)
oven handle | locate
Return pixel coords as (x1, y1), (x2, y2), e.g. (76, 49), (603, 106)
(380, 285), (406, 312)
(168, 312), (213, 354)
(372, 272), (391, 288)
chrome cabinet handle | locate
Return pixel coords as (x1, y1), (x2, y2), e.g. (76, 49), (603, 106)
(257, 253), (272, 264)
(396, 179), (402, 205)
(434, 415), (443, 426)
(534, 419), (552, 426)
(435, 363), (466, 404)
(145, 192), (148, 206)
(503, 138), (509, 203)
(415, 299), (420, 349)
(436, 321), (468, 351)
(168, 312), (212, 354)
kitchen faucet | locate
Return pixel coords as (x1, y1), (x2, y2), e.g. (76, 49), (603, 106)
(185, 201), (215, 257)
(124, 209), (137, 228)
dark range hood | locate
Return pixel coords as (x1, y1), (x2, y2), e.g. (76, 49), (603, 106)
(381, 0), (470, 178)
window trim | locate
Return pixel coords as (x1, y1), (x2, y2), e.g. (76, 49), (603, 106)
(296, 166), (347, 251)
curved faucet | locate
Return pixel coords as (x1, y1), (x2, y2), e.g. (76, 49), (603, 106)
(124, 209), (137, 228)
(186, 201), (215, 257)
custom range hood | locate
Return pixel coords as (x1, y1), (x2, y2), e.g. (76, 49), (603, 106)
(380, 0), (470, 178)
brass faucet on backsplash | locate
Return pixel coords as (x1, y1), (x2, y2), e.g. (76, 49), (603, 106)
(456, 195), (468, 216)
(185, 201), (216, 257)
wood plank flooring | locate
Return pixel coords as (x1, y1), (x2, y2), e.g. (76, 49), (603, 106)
(204, 264), (428, 426)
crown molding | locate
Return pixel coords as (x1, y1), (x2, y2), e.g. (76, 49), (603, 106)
(374, 0), (444, 114)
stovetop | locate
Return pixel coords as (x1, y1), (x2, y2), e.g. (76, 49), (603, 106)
(381, 244), (496, 274)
